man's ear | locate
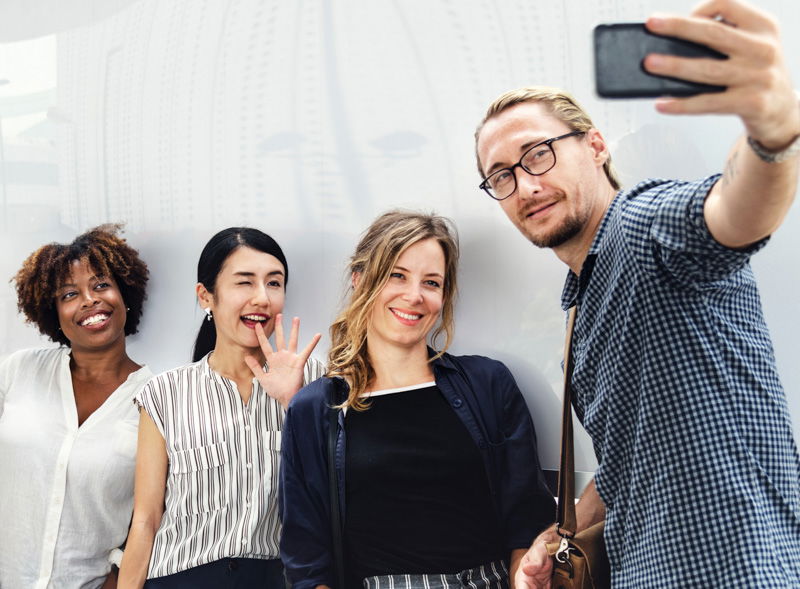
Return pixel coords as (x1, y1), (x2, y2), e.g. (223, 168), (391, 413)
(196, 283), (213, 310)
(585, 128), (610, 167)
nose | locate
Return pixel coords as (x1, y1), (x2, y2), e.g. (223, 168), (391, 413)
(514, 168), (542, 200)
(251, 284), (271, 306)
(79, 289), (99, 308)
(401, 282), (424, 305)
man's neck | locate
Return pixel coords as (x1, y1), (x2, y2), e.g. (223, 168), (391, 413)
(554, 184), (617, 275)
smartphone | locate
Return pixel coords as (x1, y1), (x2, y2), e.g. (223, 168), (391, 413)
(594, 23), (728, 98)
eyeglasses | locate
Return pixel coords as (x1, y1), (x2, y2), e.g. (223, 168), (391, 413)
(479, 131), (585, 201)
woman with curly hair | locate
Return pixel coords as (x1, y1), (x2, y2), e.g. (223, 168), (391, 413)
(0, 224), (152, 589)
(280, 210), (555, 589)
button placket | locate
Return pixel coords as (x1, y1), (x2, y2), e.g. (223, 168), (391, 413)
(241, 401), (258, 543)
(36, 431), (76, 585)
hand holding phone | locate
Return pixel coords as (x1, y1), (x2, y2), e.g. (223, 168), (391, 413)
(594, 23), (727, 99)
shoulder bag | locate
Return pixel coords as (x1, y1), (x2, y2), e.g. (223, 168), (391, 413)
(546, 306), (610, 589)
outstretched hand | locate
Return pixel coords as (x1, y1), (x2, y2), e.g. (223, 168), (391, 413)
(643, 0), (799, 149)
(244, 314), (321, 409)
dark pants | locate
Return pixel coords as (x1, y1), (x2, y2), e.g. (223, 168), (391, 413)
(144, 558), (285, 589)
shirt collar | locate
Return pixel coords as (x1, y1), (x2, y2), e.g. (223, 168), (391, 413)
(200, 351), (261, 390)
(560, 190), (623, 310)
(427, 346), (457, 372)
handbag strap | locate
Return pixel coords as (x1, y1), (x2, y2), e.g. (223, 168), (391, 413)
(327, 396), (346, 589)
(556, 305), (578, 537)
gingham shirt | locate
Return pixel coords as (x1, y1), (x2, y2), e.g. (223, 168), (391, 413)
(135, 353), (324, 578)
(562, 175), (800, 587)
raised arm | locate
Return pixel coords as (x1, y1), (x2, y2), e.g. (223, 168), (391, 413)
(643, 0), (800, 248)
(118, 412), (167, 589)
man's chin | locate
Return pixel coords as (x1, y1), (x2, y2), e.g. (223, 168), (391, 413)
(524, 219), (584, 249)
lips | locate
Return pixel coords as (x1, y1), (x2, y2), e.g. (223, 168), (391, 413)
(241, 313), (270, 329)
(523, 200), (557, 220)
(390, 308), (423, 325)
(78, 311), (111, 329)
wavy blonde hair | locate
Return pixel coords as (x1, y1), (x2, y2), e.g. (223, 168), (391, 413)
(328, 210), (459, 411)
(475, 85), (621, 190)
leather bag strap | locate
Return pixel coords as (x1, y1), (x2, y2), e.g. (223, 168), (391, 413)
(556, 305), (578, 537)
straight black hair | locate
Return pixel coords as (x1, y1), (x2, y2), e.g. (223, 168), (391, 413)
(192, 227), (289, 362)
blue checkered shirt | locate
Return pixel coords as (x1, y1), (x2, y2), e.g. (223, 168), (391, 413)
(562, 175), (800, 587)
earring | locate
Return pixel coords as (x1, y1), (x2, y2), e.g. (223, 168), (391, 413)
(126, 307), (130, 311)
(204, 308), (213, 321)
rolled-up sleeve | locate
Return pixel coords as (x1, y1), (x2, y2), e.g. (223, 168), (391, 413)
(643, 175), (769, 284)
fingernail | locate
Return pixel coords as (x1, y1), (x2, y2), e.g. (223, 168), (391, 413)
(645, 54), (665, 69)
(648, 13), (667, 29)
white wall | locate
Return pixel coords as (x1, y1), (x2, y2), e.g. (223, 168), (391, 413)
(1, 0), (798, 472)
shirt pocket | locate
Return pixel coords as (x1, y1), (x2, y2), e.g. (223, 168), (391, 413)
(168, 440), (232, 515)
(263, 430), (281, 452)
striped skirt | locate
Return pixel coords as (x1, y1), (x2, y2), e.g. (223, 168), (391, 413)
(362, 560), (508, 588)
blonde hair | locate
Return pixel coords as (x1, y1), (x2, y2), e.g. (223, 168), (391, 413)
(327, 210), (459, 411)
(475, 86), (621, 190)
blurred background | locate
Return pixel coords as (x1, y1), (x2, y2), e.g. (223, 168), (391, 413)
(1, 0), (798, 473)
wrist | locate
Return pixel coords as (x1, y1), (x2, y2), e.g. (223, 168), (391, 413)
(747, 89), (800, 158)
(747, 134), (800, 163)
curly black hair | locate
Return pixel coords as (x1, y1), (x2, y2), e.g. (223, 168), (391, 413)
(13, 224), (149, 346)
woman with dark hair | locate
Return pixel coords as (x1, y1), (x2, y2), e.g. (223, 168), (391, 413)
(280, 210), (555, 589)
(0, 224), (151, 589)
(119, 227), (322, 589)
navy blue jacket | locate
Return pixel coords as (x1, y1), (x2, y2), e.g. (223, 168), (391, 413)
(279, 350), (555, 589)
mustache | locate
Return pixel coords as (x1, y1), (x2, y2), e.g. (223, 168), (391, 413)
(518, 196), (562, 220)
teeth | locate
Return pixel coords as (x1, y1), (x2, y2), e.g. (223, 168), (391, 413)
(393, 310), (421, 321)
(81, 314), (108, 326)
(242, 315), (267, 322)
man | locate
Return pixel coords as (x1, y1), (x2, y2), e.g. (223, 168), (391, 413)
(474, 1), (800, 587)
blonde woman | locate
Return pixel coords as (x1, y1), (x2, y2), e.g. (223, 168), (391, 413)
(280, 210), (554, 589)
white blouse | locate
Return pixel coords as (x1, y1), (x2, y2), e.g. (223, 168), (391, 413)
(135, 353), (325, 578)
(0, 347), (152, 589)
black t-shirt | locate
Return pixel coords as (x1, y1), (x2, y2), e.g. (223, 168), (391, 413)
(344, 384), (504, 581)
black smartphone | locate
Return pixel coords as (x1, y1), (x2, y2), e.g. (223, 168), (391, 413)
(594, 23), (728, 98)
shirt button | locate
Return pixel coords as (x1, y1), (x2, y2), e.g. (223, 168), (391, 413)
(241, 538), (248, 545)
(246, 462), (252, 469)
(244, 425), (251, 431)
(452, 398), (463, 408)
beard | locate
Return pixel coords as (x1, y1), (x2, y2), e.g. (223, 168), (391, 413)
(518, 202), (590, 249)
(528, 214), (585, 248)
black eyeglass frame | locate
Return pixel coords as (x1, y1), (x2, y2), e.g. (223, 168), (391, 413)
(479, 130), (586, 201)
